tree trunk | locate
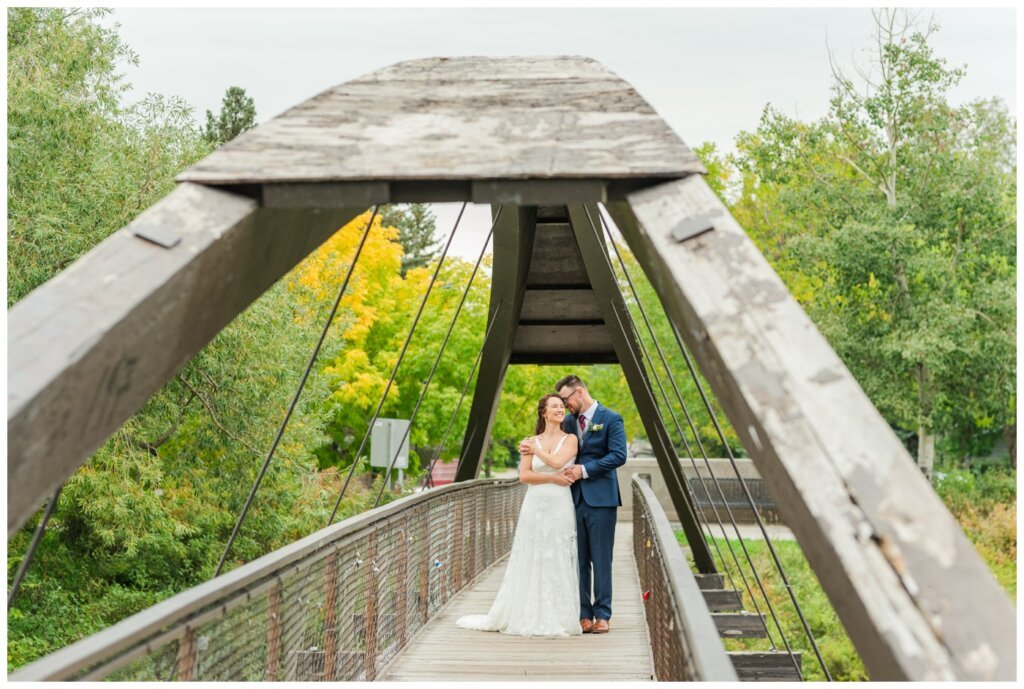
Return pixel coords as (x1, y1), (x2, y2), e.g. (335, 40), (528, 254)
(916, 362), (936, 479)
(918, 425), (936, 479)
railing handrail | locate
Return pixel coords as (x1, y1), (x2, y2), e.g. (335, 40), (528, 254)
(9, 477), (518, 681)
(632, 474), (737, 681)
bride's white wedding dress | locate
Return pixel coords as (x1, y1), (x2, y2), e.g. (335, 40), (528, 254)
(456, 435), (582, 637)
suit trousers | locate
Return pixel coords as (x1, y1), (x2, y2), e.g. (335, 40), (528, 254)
(575, 498), (617, 621)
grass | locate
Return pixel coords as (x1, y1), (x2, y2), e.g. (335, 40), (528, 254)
(676, 533), (868, 681)
(933, 466), (1016, 599)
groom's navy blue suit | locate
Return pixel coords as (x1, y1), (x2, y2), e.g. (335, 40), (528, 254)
(562, 404), (627, 622)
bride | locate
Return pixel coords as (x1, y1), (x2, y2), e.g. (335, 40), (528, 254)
(456, 394), (582, 636)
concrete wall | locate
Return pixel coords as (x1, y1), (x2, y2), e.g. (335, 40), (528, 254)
(615, 457), (780, 524)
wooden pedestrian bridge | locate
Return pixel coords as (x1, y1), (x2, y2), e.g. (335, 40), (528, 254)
(8, 56), (1014, 681)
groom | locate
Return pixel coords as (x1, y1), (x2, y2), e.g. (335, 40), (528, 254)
(524, 374), (627, 634)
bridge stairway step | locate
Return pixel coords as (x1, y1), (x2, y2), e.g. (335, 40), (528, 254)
(712, 611), (768, 639)
(694, 573), (725, 590)
(700, 588), (743, 611)
(728, 651), (804, 681)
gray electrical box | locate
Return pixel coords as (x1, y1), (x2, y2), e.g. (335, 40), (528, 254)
(370, 418), (410, 470)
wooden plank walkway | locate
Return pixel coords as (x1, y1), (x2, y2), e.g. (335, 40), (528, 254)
(382, 523), (655, 681)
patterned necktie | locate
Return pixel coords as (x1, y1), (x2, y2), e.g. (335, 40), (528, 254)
(578, 414), (588, 435)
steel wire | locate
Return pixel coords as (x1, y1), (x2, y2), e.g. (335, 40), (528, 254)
(327, 203), (468, 525)
(599, 205), (830, 680)
(215, 206), (380, 577)
(372, 207), (502, 507)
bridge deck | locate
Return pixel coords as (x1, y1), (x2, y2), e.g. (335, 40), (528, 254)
(382, 523), (655, 681)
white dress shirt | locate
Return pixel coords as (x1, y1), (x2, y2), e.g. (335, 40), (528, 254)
(577, 401), (599, 479)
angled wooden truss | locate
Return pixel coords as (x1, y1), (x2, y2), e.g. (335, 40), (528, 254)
(7, 56), (1013, 679)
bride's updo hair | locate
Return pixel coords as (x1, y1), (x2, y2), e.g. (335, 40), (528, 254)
(535, 394), (564, 435)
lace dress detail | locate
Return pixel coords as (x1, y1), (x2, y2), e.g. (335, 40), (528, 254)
(456, 434), (582, 637)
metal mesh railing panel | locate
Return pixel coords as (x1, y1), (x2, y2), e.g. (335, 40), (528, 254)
(632, 477), (736, 681)
(634, 480), (694, 681)
(41, 479), (524, 682)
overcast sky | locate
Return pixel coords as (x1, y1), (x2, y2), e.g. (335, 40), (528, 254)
(107, 7), (1017, 258)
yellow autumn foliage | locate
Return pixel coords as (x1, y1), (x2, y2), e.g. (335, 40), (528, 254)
(287, 210), (404, 346)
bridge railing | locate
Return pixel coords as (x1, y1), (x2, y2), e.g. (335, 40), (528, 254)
(10, 478), (525, 681)
(632, 475), (738, 681)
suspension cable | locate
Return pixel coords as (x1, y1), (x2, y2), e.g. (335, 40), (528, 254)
(598, 206), (830, 679)
(326, 203), (469, 526)
(194, 204), (474, 681)
(372, 209), (501, 507)
(214, 206), (380, 578)
(7, 485), (63, 609)
(420, 300), (505, 490)
(596, 205), (802, 663)
(574, 208), (721, 568)
(625, 320), (730, 575)
(583, 205), (782, 649)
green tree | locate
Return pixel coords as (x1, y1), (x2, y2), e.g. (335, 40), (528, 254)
(381, 203), (441, 275)
(7, 7), (210, 305)
(6, 12), (377, 668)
(201, 85), (256, 147)
(730, 10), (1016, 475)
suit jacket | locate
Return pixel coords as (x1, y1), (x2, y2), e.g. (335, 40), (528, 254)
(561, 405), (627, 507)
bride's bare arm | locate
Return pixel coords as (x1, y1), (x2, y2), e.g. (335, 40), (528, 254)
(532, 434), (579, 470)
(519, 452), (571, 486)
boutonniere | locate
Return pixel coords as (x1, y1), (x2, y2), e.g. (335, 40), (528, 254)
(588, 423), (604, 433)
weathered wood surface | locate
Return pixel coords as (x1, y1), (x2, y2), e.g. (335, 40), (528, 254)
(7, 182), (363, 534)
(519, 288), (603, 321)
(178, 57), (703, 193)
(567, 205), (715, 574)
(607, 177), (1016, 680)
(701, 588), (743, 611)
(694, 573), (725, 590)
(381, 523), (654, 681)
(512, 324), (614, 355)
(525, 222), (590, 287)
(729, 651), (804, 681)
(454, 206), (536, 482)
(713, 612), (768, 639)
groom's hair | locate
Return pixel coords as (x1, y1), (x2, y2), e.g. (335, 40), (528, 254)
(555, 374), (585, 392)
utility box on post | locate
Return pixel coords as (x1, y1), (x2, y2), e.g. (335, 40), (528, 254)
(371, 418), (409, 489)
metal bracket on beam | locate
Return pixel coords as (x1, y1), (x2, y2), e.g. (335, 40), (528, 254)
(670, 214), (716, 243)
(134, 225), (182, 249)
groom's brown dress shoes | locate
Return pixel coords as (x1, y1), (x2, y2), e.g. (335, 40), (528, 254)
(580, 618), (593, 633)
(592, 619), (610, 633)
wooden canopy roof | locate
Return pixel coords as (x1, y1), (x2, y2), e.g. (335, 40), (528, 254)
(177, 56), (704, 206)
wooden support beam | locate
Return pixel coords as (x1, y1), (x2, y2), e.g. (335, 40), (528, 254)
(175, 627), (197, 681)
(512, 324), (615, 358)
(454, 206), (537, 482)
(265, 580), (283, 681)
(607, 176), (1015, 680)
(259, 179), (617, 208)
(322, 552), (340, 681)
(7, 182), (363, 534)
(507, 351), (618, 365)
(520, 288), (603, 321)
(525, 222), (589, 287)
(567, 204), (716, 574)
